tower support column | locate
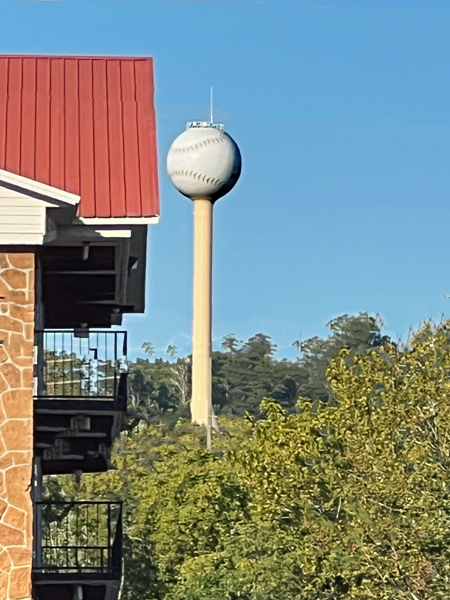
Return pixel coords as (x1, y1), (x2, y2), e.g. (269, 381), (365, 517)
(191, 199), (216, 428)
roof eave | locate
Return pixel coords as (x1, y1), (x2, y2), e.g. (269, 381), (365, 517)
(0, 169), (80, 207)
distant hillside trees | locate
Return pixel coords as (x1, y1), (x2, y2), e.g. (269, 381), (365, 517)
(127, 312), (390, 425)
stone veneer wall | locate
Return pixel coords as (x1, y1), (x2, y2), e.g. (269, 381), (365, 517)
(0, 253), (34, 600)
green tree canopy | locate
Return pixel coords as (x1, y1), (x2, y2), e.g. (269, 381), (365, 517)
(128, 312), (390, 425)
(293, 312), (391, 404)
(51, 319), (450, 599)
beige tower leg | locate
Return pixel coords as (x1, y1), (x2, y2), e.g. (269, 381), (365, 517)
(191, 199), (218, 429)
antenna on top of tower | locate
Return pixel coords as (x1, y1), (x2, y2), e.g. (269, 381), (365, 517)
(210, 87), (213, 125)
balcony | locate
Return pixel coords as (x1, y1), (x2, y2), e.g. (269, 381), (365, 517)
(33, 501), (122, 600)
(35, 330), (128, 405)
(34, 331), (128, 475)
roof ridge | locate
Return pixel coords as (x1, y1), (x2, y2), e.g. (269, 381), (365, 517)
(0, 55), (153, 61)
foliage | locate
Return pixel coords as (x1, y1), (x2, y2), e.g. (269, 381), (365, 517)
(127, 345), (191, 428)
(211, 333), (305, 417)
(48, 319), (450, 599)
(128, 312), (389, 424)
(292, 312), (391, 404)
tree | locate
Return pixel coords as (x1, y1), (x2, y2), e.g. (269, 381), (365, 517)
(292, 312), (392, 404)
(127, 313), (392, 426)
(210, 332), (307, 417)
(127, 333), (307, 423)
(127, 345), (192, 427)
(212, 314), (391, 417)
(57, 319), (450, 599)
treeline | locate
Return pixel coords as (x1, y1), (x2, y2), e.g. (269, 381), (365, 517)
(127, 311), (391, 427)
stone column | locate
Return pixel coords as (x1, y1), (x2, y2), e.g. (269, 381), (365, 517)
(0, 253), (35, 600)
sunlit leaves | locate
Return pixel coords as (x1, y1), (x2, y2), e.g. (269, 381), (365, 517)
(50, 319), (450, 599)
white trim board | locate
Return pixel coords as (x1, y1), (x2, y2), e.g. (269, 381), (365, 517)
(0, 172), (79, 246)
(0, 169), (80, 206)
(52, 226), (132, 243)
(79, 216), (160, 225)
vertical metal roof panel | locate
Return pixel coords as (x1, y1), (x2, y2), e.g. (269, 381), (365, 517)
(93, 59), (111, 218)
(79, 59), (96, 218)
(120, 60), (142, 217)
(0, 60), (8, 169)
(106, 60), (127, 217)
(50, 58), (65, 191)
(21, 58), (37, 181)
(64, 59), (81, 196)
(35, 59), (51, 185)
(136, 59), (158, 219)
(6, 58), (22, 175)
(0, 55), (160, 219)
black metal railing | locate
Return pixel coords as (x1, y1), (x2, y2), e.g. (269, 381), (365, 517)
(33, 501), (122, 577)
(35, 330), (128, 399)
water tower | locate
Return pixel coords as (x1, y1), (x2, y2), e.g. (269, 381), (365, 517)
(167, 121), (242, 432)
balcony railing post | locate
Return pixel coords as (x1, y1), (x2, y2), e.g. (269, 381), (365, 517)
(107, 503), (111, 572)
(35, 331), (46, 397)
(33, 459), (43, 570)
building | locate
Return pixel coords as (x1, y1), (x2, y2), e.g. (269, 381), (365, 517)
(0, 55), (159, 600)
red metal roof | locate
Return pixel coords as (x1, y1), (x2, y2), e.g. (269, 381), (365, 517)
(0, 56), (159, 219)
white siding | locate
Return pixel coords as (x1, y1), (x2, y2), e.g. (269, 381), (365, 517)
(0, 188), (47, 244)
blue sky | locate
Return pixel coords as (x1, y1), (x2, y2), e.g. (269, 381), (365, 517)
(3, 0), (450, 359)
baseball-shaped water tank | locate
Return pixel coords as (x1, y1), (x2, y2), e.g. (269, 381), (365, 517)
(167, 124), (241, 201)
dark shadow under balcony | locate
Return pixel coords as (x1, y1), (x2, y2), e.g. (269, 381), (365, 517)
(33, 501), (122, 600)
